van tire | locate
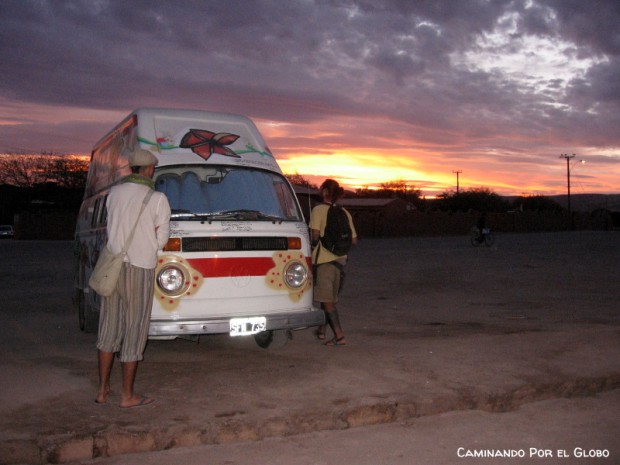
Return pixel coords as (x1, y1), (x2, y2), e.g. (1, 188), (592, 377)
(254, 329), (290, 349)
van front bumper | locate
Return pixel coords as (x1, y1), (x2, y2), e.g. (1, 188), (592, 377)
(148, 308), (324, 337)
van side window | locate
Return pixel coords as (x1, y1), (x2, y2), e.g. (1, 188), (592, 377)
(273, 178), (297, 219)
(90, 195), (109, 228)
(90, 198), (101, 229)
(98, 195), (108, 226)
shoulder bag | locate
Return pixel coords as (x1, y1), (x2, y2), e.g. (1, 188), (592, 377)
(89, 190), (154, 297)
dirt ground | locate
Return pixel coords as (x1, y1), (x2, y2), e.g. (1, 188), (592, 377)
(0, 231), (619, 464)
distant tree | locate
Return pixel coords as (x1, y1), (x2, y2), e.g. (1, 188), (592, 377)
(438, 187), (510, 212)
(512, 195), (563, 212)
(0, 154), (88, 190)
(355, 186), (374, 198)
(284, 172), (318, 189)
(356, 179), (422, 206)
(0, 154), (42, 187)
(45, 156), (89, 189)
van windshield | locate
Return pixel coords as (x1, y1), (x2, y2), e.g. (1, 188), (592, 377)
(154, 165), (302, 222)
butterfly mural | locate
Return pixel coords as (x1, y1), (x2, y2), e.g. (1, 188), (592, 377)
(179, 129), (241, 161)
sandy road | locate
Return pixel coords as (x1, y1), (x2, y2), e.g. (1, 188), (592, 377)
(0, 231), (618, 464)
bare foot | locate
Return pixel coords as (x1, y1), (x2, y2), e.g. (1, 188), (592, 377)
(324, 336), (347, 346)
(95, 389), (110, 404)
(120, 395), (155, 409)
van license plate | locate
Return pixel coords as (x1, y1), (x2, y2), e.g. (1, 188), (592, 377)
(230, 317), (267, 336)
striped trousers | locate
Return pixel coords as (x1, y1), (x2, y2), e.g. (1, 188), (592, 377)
(96, 263), (155, 362)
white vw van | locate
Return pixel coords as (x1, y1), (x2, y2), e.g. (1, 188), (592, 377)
(73, 108), (323, 348)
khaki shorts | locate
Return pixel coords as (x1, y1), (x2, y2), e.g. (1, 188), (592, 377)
(314, 262), (342, 303)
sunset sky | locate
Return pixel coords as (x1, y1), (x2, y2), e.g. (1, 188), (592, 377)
(1, 0), (619, 197)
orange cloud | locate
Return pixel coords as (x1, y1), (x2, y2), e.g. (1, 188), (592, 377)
(278, 149), (457, 193)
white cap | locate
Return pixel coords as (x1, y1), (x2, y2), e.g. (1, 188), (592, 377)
(128, 148), (159, 167)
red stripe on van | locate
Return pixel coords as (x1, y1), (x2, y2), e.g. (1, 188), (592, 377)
(186, 257), (276, 278)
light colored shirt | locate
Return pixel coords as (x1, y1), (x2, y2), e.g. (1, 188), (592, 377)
(310, 203), (357, 265)
(106, 182), (171, 269)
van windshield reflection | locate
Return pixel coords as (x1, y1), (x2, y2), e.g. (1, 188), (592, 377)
(155, 165), (301, 222)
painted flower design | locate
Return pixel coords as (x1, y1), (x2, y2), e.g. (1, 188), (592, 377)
(179, 129), (241, 160)
(156, 136), (175, 149)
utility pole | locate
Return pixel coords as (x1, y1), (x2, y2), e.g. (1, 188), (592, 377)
(559, 154), (575, 229)
(453, 170), (462, 194)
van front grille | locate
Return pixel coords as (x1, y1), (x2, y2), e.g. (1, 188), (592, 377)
(182, 236), (289, 252)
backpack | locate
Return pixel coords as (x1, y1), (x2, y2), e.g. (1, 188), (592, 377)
(320, 204), (352, 256)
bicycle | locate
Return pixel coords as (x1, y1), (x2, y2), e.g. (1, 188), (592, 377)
(470, 227), (495, 247)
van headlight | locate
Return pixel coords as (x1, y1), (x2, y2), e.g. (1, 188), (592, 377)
(155, 255), (204, 308)
(284, 261), (308, 289)
(157, 265), (187, 295)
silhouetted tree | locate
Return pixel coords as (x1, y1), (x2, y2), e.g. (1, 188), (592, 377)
(0, 154), (89, 224)
(512, 195), (563, 212)
(0, 154), (88, 190)
(356, 179), (423, 207)
(46, 156), (89, 189)
(0, 154), (42, 187)
(438, 187), (510, 212)
(284, 172), (318, 189)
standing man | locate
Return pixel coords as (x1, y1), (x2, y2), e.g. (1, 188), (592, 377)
(95, 148), (171, 408)
(310, 179), (357, 346)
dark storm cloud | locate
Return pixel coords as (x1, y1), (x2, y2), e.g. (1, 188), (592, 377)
(1, 0), (619, 169)
(1, 1), (369, 117)
(543, 0), (620, 56)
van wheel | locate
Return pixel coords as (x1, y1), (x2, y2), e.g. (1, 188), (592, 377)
(77, 291), (99, 333)
(254, 329), (290, 349)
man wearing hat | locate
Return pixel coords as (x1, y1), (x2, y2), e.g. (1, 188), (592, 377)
(95, 148), (171, 408)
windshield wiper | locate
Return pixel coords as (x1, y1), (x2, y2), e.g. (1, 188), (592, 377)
(217, 209), (285, 223)
(170, 209), (219, 222)
(171, 209), (285, 223)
